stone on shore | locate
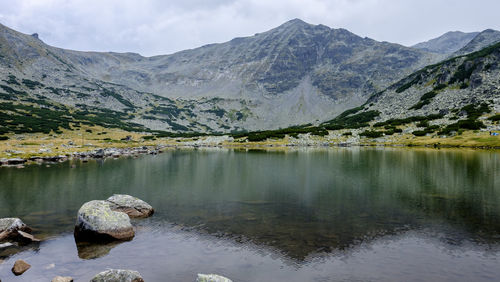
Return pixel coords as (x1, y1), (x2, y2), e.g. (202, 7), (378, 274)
(197, 274), (233, 282)
(90, 269), (144, 282)
(52, 276), (73, 282)
(74, 200), (134, 241)
(12, 259), (30, 275)
(106, 194), (154, 218)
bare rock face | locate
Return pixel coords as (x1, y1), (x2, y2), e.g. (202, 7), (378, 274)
(0, 218), (39, 243)
(90, 269), (144, 282)
(12, 259), (31, 275)
(106, 194), (154, 218)
(51, 276), (73, 282)
(197, 274), (233, 282)
(74, 200), (135, 241)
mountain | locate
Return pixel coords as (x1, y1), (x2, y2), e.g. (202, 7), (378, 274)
(320, 41), (500, 138)
(453, 29), (500, 56)
(0, 19), (442, 134)
(412, 31), (479, 54)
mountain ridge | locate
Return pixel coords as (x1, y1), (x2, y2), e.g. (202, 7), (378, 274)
(412, 31), (479, 54)
(2, 19), (497, 137)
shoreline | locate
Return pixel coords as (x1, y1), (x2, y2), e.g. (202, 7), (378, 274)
(1, 141), (499, 168)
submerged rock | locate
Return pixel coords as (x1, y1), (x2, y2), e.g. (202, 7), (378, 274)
(90, 269), (144, 282)
(197, 274), (233, 282)
(75, 240), (122, 260)
(106, 194), (154, 218)
(74, 200), (134, 241)
(51, 276), (73, 282)
(12, 259), (30, 275)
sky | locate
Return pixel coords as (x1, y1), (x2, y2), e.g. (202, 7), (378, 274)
(0, 0), (499, 57)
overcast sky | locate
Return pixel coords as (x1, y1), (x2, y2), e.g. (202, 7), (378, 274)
(0, 0), (499, 57)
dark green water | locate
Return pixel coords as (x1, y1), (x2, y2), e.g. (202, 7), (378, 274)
(0, 148), (499, 281)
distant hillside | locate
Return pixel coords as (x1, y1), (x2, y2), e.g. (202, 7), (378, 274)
(412, 31), (479, 54)
(453, 29), (500, 56)
(0, 19), (440, 134)
(319, 41), (500, 138)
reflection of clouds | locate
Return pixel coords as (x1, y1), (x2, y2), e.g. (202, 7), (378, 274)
(0, 148), (499, 261)
(2, 228), (499, 281)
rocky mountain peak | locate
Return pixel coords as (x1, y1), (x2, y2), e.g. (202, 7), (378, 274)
(280, 18), (310, 28)
(412, 30), (479, 54)
(453, 29), (500, 56)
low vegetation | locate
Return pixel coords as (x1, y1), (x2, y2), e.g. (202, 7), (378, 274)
(322, 110), (380, 130)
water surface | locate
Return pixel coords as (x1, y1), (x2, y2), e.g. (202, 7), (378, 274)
(0, 148), (499, 281)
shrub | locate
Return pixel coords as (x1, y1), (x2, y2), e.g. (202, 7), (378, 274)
(323, 110), (380, 129)
(417, 121), (429, 127)
(412, 130), (428, 136)
(488, 114), (500, 122)
(360, 130), (383, 138)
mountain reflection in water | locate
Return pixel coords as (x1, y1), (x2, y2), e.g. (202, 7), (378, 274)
(0, 148), (499, 281)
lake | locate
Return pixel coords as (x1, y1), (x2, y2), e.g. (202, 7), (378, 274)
(0, 147), (499, 281)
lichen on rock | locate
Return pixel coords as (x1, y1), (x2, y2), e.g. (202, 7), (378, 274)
(74, 200), (134, 241)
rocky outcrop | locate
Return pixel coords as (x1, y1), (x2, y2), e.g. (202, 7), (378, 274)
(106, 195), (154, 218)
(12, 259), (30, 275)
(74, 201), (134, 241)
(52, 276), (73, 282)
(0, 218), (39, 243)
(196, 274), (233, 282)
(90, 269), (144, 282)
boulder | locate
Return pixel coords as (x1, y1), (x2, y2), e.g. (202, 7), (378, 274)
(0, 218), (34, 242)
(12, 259), (30, 275)
(196, 274), (233, 282)
(74, 200), (134, 241)
(90, 269), (144, 282)
(93, 149), (105, 158)
(52, 276), (73, 282)
(106, 195), (154, 218)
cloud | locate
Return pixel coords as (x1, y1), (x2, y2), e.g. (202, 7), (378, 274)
(0, 0), (499, 56)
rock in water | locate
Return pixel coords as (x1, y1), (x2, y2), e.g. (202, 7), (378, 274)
(52, 276), (73, 282)
(74, 200), (134, 241)
(90, 269), (144, 282)
(197, 274), (233, 282)
(0, 242), (14, 249)
(12, 259), (31, 275)
(106, 194), (154, 218)
(17, 230), (41, 243)
(0, 218), (33, 242)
